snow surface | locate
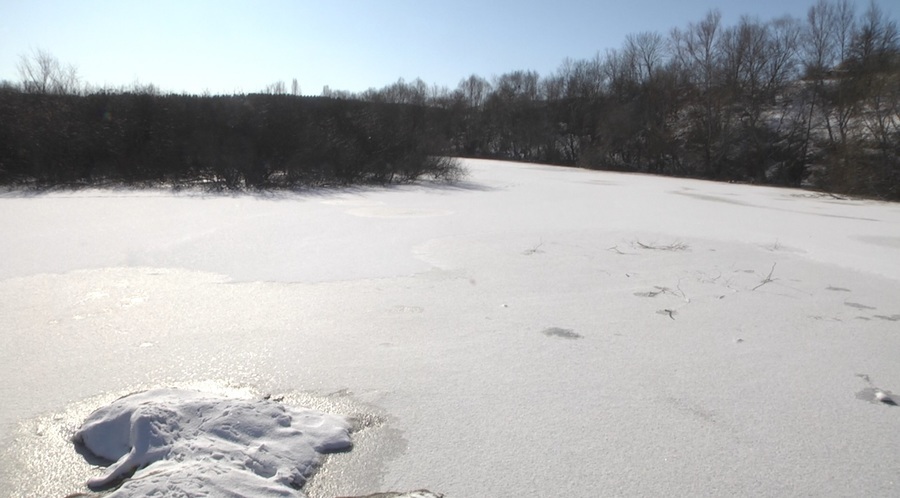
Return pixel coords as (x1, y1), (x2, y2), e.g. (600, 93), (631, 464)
(1, 158), (899, 497)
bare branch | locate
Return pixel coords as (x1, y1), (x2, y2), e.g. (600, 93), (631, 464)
(751, 262), (777, 291)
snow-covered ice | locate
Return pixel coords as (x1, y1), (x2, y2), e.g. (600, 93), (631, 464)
(1, 159), (899, 496)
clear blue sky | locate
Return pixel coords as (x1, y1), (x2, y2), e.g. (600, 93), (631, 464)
(1, 0), (898, 95)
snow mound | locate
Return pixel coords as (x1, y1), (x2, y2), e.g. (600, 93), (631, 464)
(72, 389), (352, 497)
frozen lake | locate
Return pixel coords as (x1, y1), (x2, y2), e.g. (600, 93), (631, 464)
(2, 159), (899, 496)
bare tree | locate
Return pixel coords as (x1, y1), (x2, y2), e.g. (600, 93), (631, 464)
(17, 49), (81, 94)
(805, 0), (838, 75)
(825, 0), (858, 146)
(450, 75), (493, 155)
(428, 83), (452, 108)
(131, 79), (160, 95)
(799, 0), (838, 184)
(834, 0), (857, 64)
(670, 10), (725, 176)
(716, 16), (803, 181)
(849, 1), (898, 67)
(493, 70), (540, 102)
(625, 31), (666, 83)
(800, 0), (855, 145)
(458, 74), (492, 109)
(850, 1), (900, 196)
(264, 80), (286, 94)
(766, 17), (802, 89)
(543, 56), (605, 164)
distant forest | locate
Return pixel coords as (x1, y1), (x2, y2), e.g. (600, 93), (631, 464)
(1, 0), (898, 198)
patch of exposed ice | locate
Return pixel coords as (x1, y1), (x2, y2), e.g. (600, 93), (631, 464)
(72, 389), (352, 497)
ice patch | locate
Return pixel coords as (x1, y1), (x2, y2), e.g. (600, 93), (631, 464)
(72, 389), (352, 497)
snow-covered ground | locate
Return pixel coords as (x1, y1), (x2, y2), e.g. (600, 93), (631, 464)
(1, 158), (899, 497)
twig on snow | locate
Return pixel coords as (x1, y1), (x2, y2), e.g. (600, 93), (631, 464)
(751, 263), (777, 291)
(523, 239), (544, 255)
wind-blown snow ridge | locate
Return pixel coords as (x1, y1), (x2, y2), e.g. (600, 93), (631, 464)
(72, 389), (352, 497)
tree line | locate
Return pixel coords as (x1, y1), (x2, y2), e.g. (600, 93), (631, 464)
(344, 0), (899, 199)
(0, 52), (459, 189)
(0, 89), (462, 188)
(1, 0), (897, 198)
